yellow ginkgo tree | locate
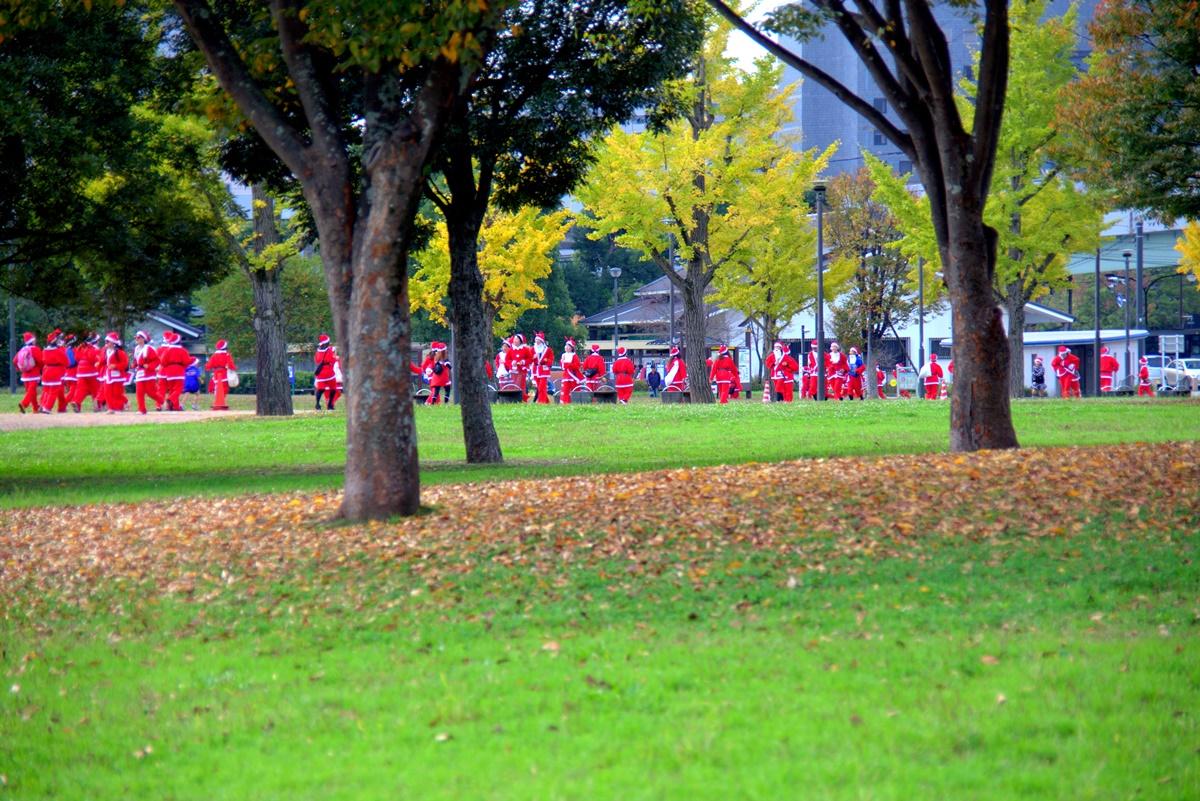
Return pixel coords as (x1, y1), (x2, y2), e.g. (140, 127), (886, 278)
(411, 206), (573, 339)
(1177, 221), (1200, 285)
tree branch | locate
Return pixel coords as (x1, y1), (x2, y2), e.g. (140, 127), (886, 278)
(173, 0), (309, 177)
(271, 0), (347, 170)
(704, 0), (914, 158)
(970, 0), (1011, 198)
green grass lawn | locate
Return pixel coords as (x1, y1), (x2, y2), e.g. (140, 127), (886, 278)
(0, 396), (1197, 508)
(3, 523), (1196, 800)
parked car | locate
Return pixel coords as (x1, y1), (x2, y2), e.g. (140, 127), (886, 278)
(1162, 358), (1200, 392)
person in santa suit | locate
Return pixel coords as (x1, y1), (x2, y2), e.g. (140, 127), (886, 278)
(423, 341), (452, 405)
(559, 338), (583, 403)
(919, 352), (944, 399)
(708, 344), (737, 403)
(506, 335), (531, 400)
(1099, 345), (1120, 393)
(205, 339), (236, 411)
(1063, 347), (1082, 397)
(37, 329), (69, 414)
(102, 332), (130, 413)
(516, 333), (534, 401)
(332, 347), (344, 407)
(1051, 345), (1081, 398)
(530, 332), (554, 404)
(825, 342), (848, 400)
(57, 333), (78, 412)
(157, 330), (191, 411)
(495, 339), (513, 387)
(132, 330), (164, 414)
(12, 331), (42, 414)
(313, 334), (339, 410)
(844, 346), (865, 400)
(1137, 356), (1154, 396)
(730, 358), (743, 399)
(875, 362), (887, 399)
(612, 346), (636, 404)
(664, 345), (687, 393)
(71, 333), (103, 412)
(581, 343), (607, 393)
(766, 341), (798, 402)
(802, 339), (819, 399)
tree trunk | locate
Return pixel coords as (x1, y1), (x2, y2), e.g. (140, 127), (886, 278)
(946, 222), (1020, 451)
(446, 218), (503, 463)
(250, 267), (293, 415)
(250, 184), (293, 416)
(1004, 279), (1026, 399)
(681, 273), (713, 402)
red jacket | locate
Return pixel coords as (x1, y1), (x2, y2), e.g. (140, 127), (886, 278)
(560, 350), (583, 382)
(767, 351), (798, 382)
(664, 356), (687, 390)
(74, 343), (99, 379)
(13, 344), (43, 382)
(581, 352), (607, 381)
(205, 351), (236, 382)
(825, 352), (848, 379)
(40, 345), (69, 386)
(709, 354), (737, 382)
(314, 346), (338, 385)
(133, 344), (160, 382)
(422, 354), (451, 388)
(159, 344), (191, 379)
(105, 348), (129, 383)
(612, 356), (636, 388)
(531, 345), (555, 380)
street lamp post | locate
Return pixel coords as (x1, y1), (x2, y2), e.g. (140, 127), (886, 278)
(917, 257), (925, 370)
(1093, 248), (1102, 397)
(1122, 250), (1132, 382)
(1135, 220), (1145, 360)
(610, 266), (622, 357)
(814, 182), (827, 401)
(667, 235), (676, 346)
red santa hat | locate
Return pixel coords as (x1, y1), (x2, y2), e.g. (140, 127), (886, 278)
(317, 334), (331, 347)
(617, 346), (627, 357)
(1101, 346), (1110, 354)
(718, 344), (729, 355)
(135, 330), (149, 341)
(21, 331), (35, 345)
(86, 332), (100, 345)
(162, 330), (180, 345)
(669, 345), (680, 357)
(49, 327), (63, 342)
(1034, 354), (1043, 363)
(214, 339), (228, 351)
(1139, 356), (1147, 365)
(829, 342), (840, 350)
(1058, 345), (1070, 354)
(774, 341), (785, 350)
(810, 339), (819, 348)
(849, 346), (859, 354)
(534, 331), (546, 344)
(105, 331), (121, 345)
(591, 343), (601, 353)
(564, 338), (576, 351)
(515, 333), (526, 345)
(930, 353), (938, 362)
(431, 341), (447, 351)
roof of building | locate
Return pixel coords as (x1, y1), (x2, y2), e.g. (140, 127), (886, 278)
(942, 329), (1150, 347)
(145, 311), (203, 339)
(1024, 301), (1075, 325)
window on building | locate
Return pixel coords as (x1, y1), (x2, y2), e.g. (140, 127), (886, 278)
(898, 160), (913, 175)
(873, 97), (888, 114)
(873, 130), (887, 147)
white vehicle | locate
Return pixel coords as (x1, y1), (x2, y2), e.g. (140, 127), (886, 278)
(1162, 358), (1200, 393)
(1141, 354), (1170, 387)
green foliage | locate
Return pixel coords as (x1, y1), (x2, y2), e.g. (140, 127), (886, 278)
(194, 256), (333, 359)
(1057, 0), (1200, 221)
(560, 232), (661, 318)
(0, 5), (231, 324)
(511, 260), (586, 348)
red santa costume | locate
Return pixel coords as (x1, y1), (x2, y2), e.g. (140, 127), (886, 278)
(205, 339), (236, 411)
(709, 345), (737, 403)
(313, 334), (340, 410)
(530, 332), (554, 404)
(802, 340), (819, 399)
(506, 335), (531, 400)
(845, 347), (865, 400)
(664, 346), (687, 392)
(58, 334), (78, 412)
(132, 330), (165, 414)
(662, 345), (691, 393)
(825, 343), (848, 400)
(875, 363), (887, 399)
(158, 331), (190, 411)
(1099, 346), (1120, 393)
(559, 338), (583, 403)
(1064, 348), (1082, 397)
(38, 330), (69, 413)
(767, 342), (798, 402)
(920, 353), (944, 399)
(103, 332), (129, 412)
(421, 341), (452, 405)
(71, 333), (103, 412)
(13, 331), (42, 413)
(581, 344), (607, 393)
(612, 346), (636, 404)
(495, 341), (514, 389)
(1137, 356), (1154, 396)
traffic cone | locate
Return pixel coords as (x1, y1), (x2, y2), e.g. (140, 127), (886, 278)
(762, 383), (771, 403)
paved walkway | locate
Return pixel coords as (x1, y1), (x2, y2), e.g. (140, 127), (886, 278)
(0, 408), (255, 432)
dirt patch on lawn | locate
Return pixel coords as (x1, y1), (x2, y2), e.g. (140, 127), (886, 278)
(0, 408), (259, 431)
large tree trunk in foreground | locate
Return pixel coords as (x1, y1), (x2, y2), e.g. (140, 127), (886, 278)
(681, 273), (714, 403)
(1004, 280), (1027, 400)
(250, 185), (293, 416)
(447, 219), (503, 463)
(946, 222), (1019, 451)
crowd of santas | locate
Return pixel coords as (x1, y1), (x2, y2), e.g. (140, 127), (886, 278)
(11, 328), (236, 414)
(490, 333), (641, 404)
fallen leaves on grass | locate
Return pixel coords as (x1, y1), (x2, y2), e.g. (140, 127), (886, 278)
(1, 443), (1197, 608)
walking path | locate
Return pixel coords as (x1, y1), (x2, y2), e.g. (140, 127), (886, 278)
(0, 409), (254, 432)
